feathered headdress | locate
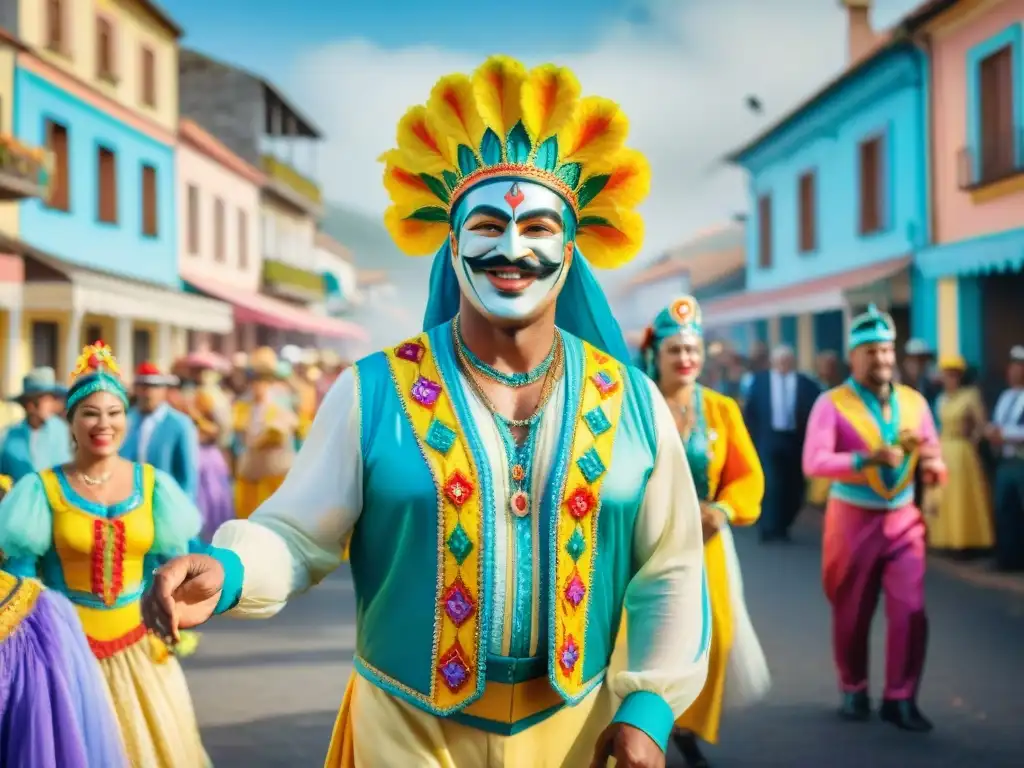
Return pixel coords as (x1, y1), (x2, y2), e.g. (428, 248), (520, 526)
(381, 55), (650, 269)
(66, 340), (129, 413)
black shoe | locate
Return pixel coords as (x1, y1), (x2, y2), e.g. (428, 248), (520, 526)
(879, 698), (933, 732)
(838, 691), (871, 721)
(672, 729), (710, 768)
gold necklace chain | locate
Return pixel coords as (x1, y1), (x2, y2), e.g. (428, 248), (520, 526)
(452, 321), (564, 428)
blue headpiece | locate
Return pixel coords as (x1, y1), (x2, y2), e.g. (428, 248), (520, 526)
(848, 304), (896, 351)
(66, 341), (129, 414)
(638, 296), (703, 380)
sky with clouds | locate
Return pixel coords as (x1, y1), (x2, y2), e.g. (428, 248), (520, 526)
(167, 0), (923, 273)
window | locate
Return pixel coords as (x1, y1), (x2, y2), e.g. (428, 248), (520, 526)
(978, 45), (1015, 183)
(214, 197), (225, 262)
(187, 184), (199, 255)
(141, 164), (158, 236)
(140, 46), (156, 107)
(45, 120), (70, 211)
(45, 0), (65, 54)
(97, 147), (118, 224)
(31, 322), (59, 370)
(798, 171), (817, 253)
(858, 136), (884, 235)
(238, 210), (249, 268)
(96, 16), (115, 81)
(132, 329), (152, 366)
(757, 194), (772, 268)
(83, 324), (103, 347)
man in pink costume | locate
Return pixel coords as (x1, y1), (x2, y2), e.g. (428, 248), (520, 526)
(802, 305), (945, 733)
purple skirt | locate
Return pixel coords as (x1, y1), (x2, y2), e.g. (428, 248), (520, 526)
(198, 443), (234, 541)
(0, 580), (127, 767)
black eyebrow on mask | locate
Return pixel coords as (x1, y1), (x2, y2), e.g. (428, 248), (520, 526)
(465, 205), (511, 223)
(515, 208), (563, 225)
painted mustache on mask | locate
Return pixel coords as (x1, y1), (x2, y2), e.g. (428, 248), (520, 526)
(463, 251), (561, 279)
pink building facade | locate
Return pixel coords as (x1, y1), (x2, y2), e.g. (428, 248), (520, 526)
(915, 0), (1024, 382)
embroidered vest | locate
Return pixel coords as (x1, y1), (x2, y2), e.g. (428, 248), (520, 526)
(828, 383), (928, 509)
(348, 323), (657, 720)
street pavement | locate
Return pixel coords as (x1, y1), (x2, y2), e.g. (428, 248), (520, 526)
(183, 516), (1024, 767)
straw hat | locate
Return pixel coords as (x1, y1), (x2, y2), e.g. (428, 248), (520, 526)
(248, 347), (283, 380)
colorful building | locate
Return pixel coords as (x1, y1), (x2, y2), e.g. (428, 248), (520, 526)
(716, 0), (928, 367)
(0, 0), (232, 385)
(909, 0), (1024, 390)
(177, 49), (364, 349)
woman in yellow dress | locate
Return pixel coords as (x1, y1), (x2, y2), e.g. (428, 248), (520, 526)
(232, 347), (297, 519)
(0, 341), (208, 767)
(927, 355), (994, 554)
(639, 296), (770, 767)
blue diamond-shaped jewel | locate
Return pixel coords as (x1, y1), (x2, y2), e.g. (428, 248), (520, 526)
(583, 406), (611, 437)
(446, 523), (473, 565)
(565, 529), (587, 561)
(425, 419), (457, 455)
(577, 447), (606, 483)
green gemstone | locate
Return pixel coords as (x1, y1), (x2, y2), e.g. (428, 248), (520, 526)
(565, 529), (587, 561)
(447, 523), (474, 565)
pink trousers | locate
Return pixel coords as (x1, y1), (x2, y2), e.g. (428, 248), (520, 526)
(822, 498), (928, 700)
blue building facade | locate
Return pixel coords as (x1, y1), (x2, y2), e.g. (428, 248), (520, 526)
(710, 40), (930, 366)
(15, 67), (177, 286)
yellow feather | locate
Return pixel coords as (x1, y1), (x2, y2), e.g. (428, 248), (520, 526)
(576, 204), (645, 269)
(521, 64), (580, 142)
(384, 205), (449, 257)
(585, 148), (651, 210)
(395, 105), (452, 174)
(427, 74), (485, 157)
(557, 97), (629, 167)
(472, 56), (527, 141)
(381, 150), (443, 211)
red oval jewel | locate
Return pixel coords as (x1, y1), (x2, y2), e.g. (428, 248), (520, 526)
(510, 491), (530, 518)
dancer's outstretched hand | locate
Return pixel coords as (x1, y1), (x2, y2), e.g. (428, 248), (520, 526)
(142, 554), (224, 644)
(590, 723), (665, 768)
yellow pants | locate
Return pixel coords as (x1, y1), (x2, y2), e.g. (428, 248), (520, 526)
(325, 673), (613, 768)
(234, 475), (285, 519)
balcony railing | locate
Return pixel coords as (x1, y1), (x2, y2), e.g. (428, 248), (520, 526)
(261, 154), (322, 209)
(0, 134), (50, 201)
(262, 257), (326, 301)
(956, 128), (1024, 190)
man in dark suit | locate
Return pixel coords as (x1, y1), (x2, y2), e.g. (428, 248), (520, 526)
(743, 344), (822, 541)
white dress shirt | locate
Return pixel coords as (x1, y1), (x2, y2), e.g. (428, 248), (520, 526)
(770, 370), (798, 432)
(993, 387), (1024, 457)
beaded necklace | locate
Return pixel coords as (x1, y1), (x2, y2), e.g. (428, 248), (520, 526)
(454, 314), (557, 388)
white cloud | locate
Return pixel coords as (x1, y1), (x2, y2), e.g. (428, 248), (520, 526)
(287, 0), (920, 278)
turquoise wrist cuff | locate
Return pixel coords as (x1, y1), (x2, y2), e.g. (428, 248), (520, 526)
(206, 545), (244, 615)
(611, 690), (675, 753)
(852, 453), (866, 472)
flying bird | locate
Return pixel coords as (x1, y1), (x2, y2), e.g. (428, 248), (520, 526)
(745, 95), (764, 114)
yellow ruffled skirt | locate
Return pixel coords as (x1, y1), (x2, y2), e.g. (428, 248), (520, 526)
(100, 635), (209, 767)
(927, 437), (994, 550)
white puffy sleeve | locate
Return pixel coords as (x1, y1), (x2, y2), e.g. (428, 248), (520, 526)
(608, 375), (711, 750)
(210, 367), (362, 619)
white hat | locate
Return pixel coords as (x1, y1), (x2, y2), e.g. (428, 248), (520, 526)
(1010, 345), (1024, 362)
(904, 338), (932, 356)
(280, 345), (303, 364)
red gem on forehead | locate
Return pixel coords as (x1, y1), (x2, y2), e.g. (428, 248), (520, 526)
(504, 183), (525, 212)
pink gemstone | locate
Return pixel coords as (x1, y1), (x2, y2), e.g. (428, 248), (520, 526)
(564, 572), (586, 608)
(558, 634), (580, 676)
(509, 490), (530, 518)
(396, 342), (424, 363)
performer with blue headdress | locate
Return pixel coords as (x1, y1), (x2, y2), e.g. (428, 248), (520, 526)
(145, 55), (711, 766)
(803, 306), (945, 733)
(638, 296), (769, 767)
(0, 341), (209, 767)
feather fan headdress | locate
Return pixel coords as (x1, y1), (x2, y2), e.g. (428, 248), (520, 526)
(381, 55), (650, 269)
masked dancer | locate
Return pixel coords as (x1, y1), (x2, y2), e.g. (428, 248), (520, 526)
(803, 307), (945, 732)
(146, 55), (711, 768)
(0, 341), (208, 766)
(638, 296), (769, 767)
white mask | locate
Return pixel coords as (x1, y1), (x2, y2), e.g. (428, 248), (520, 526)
(452, 180), (572, 323)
